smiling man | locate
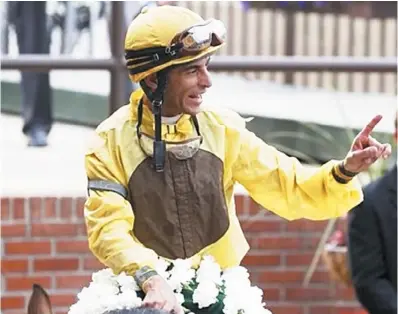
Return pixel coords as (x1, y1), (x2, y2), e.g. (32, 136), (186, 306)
(83, 5), (392, 314)
(145, 56), (212, 117)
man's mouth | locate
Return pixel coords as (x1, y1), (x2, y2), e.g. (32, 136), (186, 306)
(189, 94), (202, 100)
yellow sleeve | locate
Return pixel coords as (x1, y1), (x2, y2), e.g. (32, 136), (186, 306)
(231, 121), (364, 221)
(84, 132), (159, 276)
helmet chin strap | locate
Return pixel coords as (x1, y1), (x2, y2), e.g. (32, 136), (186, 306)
(139, 70), (168, 172)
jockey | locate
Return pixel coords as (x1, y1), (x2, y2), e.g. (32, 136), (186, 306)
(84, 5), (391, 313)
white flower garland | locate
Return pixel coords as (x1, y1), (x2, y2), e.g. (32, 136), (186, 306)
(68, 255), (273, 314)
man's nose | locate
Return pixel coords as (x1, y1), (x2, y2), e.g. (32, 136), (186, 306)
(200, 68), (212, 88)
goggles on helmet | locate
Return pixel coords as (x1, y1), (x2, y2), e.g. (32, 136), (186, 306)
(125, 18), (226, 75)
(171, 18), (226, 54)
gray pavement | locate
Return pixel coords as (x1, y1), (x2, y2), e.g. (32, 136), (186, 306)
(1, 113), (94, 197)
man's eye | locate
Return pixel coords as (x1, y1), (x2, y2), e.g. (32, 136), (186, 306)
(189, 68), (197, 74)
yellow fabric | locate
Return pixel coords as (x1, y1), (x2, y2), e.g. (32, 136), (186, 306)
(124, 5), (224, 82)
(84, 88), (364, 276)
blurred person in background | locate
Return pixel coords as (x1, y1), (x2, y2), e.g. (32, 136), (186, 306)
(348, 114), (397, 314)
(8, 1), (53, 147)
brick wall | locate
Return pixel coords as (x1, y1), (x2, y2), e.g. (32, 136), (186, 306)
(1, 196), (364, 314)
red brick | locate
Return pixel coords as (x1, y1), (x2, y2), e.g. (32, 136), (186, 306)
(78, 222), (88, 235)
(5, 241), (51, 255)
(234, 194), (246, 216)
(31, 223), (80, 237)
(254, 235), (301, 250)
(310, 270), (331, 283)
(285, 287), (333, 301)
(50, 294), (77, 307)
(1, 198), (10, 220)
(296, 236), (321, 250)
(60, 198), (73, 219)
(12, 198), (25, 220)
(258, 270), (303, 283)
(1, 296), (25, 309)
(29, 197), (42, 221)
(56, 275), (91, 289)
(1, 224), (26, 237)
(335, 286), (356, 300)
(267, 304), (304, 314)
(286, 219), (328, 232)
(247, 198), (262, 215)
(75, 197), (86, 218)
(34, 258), (79, 271)
(245, 235), (257, 248)
(309, 306), (365, 314)
(56, 240), (90, 254)
(241, 219), (282, 233)
(309, 306), (337, 314)
(6, 276), (51, 291)
(242, 253), (281, 266)
(83, 257), (104, 270)
(44, 197), (57, 218)
(261, 287), (281, 301)
(286, 253), (315, 266)
(1, 260), (28, 273)
(3, 310), (27, 314)
(336, 307), (367, 314)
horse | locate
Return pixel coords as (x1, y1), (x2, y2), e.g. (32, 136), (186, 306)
(27, 284), (169, 314)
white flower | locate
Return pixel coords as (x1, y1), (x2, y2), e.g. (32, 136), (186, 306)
(69, 294), (110, 314)
(116, 271), (140, 292)
(246, 286), (264, 305)
(222, 266), (251, 288)
(174, 292), (185, 305)
(102, 294), (125, 312)
(91, 268), (118, 287)
(77, 283), (119, 301)
(155, 258), (171, 280)
(106, 290), (143, 310)
(222, 294), (241, 314)
(196, 255), (222, 285)
(167, 258), (196, 292)
(68, 257), (274, 314)
(173, 258), (193, 272)
(192, 279), (219, 309)
(240, 287), (272, 314)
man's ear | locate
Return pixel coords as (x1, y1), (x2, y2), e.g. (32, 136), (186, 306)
(143, 73), (158, 92)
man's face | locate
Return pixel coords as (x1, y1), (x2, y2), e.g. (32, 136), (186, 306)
(162, 56), (212, 116)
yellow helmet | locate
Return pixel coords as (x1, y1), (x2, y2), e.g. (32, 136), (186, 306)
(124, 5), (226, 82)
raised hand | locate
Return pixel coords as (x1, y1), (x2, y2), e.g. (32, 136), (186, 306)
(343, 115), (392, 174)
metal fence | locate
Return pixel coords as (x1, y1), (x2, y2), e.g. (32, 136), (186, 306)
(1, 2), (397, 116)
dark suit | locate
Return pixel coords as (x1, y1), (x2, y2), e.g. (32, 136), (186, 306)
(348, 165), (397, 314)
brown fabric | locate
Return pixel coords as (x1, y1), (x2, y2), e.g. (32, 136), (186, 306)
(127, 149), (230, 259)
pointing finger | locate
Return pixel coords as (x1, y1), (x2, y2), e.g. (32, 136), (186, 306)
(358, 115), (382, 138)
